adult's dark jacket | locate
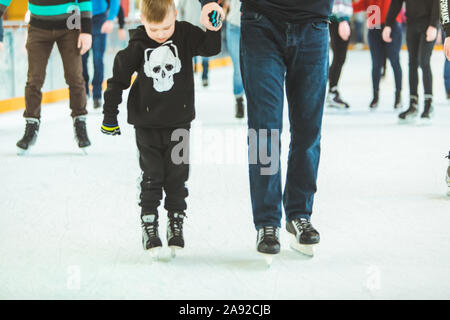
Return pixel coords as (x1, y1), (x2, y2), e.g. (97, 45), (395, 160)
(103, 22), (221, 128)
(441, 0), (450, 36)
(386, 0), (440, 28)
(199, 0), (333, 24)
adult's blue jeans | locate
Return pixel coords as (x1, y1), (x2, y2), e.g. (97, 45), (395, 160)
(442, 30), (450, 93)
(368, 22), (403, 95)
(82, 13), (107, 100)
(240, 5), (329, 229)
(226, 22), (244, 97)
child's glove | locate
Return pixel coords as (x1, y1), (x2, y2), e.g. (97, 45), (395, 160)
(101, 120), (121, 136)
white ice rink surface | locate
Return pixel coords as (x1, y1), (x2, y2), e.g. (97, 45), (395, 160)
(0, 50), (449, 300)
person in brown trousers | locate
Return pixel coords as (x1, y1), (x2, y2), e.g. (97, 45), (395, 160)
(0, 0), (93, 154)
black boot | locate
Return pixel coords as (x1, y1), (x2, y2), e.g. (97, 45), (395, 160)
(141, 213), (163, 251)
(167, 212), (186, 249)
(16, 118), (40, 154)
(73, 116), (91, 149)
(235, 96), (244, 119)
(256, 226), (280, 255)
(93, 99), (102, 109)
(420, 97), (433, 121)
(286, 218), (320, 256)
(398, 96), (419, 122)
(394, 91), (402, 109)
(369, 91), (379, 109)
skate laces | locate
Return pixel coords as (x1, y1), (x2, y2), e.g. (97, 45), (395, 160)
(260, 226), (279, 240)
(23, 121), (38, 139)
(142, 215), (159, 238)
(293, 219), (312, 232)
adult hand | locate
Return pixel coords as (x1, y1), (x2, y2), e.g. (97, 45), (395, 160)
(426, 26), (437, 42)
(118, 28), (127, 41)
(444, 37), (450, 61)
(78, 33), (92, 55)
(382, 26), (392, 43)
(101, 20), (114, 34)
(200, 2), (225, 31)
(338, 21), (351, 41)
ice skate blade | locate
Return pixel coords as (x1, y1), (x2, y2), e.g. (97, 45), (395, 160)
(290, 236), (316, 257)
(398, 117), (417, 125)
(148, 247), (161, 260)
(258, 252), (277, 267)
(80, 147), (89, 155)
(17, 147), (29, 156)
(169, 246), (183, 258)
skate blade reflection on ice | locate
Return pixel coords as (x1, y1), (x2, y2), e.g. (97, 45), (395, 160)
(170, 246), (183, 258)
(149, 247), (161, 261)
(258, 252), (277, 267)
(17, 147), (29, 156)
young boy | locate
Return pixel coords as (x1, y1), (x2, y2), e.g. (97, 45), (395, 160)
(101, 0), (222, 257)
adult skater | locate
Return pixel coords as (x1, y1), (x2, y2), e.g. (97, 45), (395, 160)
(102, 0), (221, 258)
(0, 0), (93, 154)
(383, 0), (440, 123)
(326, 0), (352, 109)
(201, 0), (329, 263)
(224, 0), (245, 118)
(82, 0), (120, 109)
(353, 0), (403, 110)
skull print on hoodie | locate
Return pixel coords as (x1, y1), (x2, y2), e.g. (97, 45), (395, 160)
(103, 22), (221, 129)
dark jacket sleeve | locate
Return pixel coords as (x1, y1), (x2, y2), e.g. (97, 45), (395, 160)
(188, 24), (222, 57)
(385, 0), (404, 27)
(440, 0), (450, 36)
(199, 0), (218, 6)
(0, 18), (3, 43)
(103, 42), (142, 123)
(117, 5), (125, 29)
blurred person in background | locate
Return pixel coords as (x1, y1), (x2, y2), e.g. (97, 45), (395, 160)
(326, 0), (353, 109)
(82, 0), (120, 109)
(383, 0), (439, 124)
(353, 0), (403, 110)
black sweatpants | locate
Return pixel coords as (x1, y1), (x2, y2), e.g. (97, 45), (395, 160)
(406, 22), (436, 97)
(329, 20), (350, 90)
(135, 127), (190, 215)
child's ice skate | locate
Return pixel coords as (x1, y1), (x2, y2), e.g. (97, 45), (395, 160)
(167, 212), (186, 258)
(16, 118), (40, 156)
(141, 213), (163, 260)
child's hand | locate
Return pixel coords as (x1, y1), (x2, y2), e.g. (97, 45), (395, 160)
(0, 42), (3, 51)
(382, 26), (392, 43)
(201, 2), (225, 31)
(101, 20), (114, 34)
(101, 122), (121, 136)
(118, 28), (127, 41)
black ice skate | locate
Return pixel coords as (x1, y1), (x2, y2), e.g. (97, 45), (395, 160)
(256, 226), (280, 266)
(93, 99), (102, 109)
(394, 91), (402, 109)
(235, 96), (245, 119)
(167, 212), (186, 257)
(327, 89), (350, 109)
(369, 92), (379, 110)
(141, 213), (163, 259)
(398, 96), (418, 123)
(16, 118), (40, 155)
(419, 97), (433, 125)
(73, 115), (91, 152)
(286, 218), (320, 257)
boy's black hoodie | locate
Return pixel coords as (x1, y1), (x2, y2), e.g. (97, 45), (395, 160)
(103, 21), (221, 129)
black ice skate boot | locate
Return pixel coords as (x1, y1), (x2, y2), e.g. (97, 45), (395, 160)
(420, 96), (434, 124)
(73, 115), (91, 151)
(141, 213), (163, 258)
(256, 226), (280, 266)
(327, 88), (350, 109)
(93, 99), (102, 109)
(369, 91), (379, 110)
(167, 212), (186, 257)
(286, 218), (320, 257)
(16, 118), (40, 155)
(394, 91), (403, 109)
(235, 96), (245, 119)
(398, 96), (418, 123)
